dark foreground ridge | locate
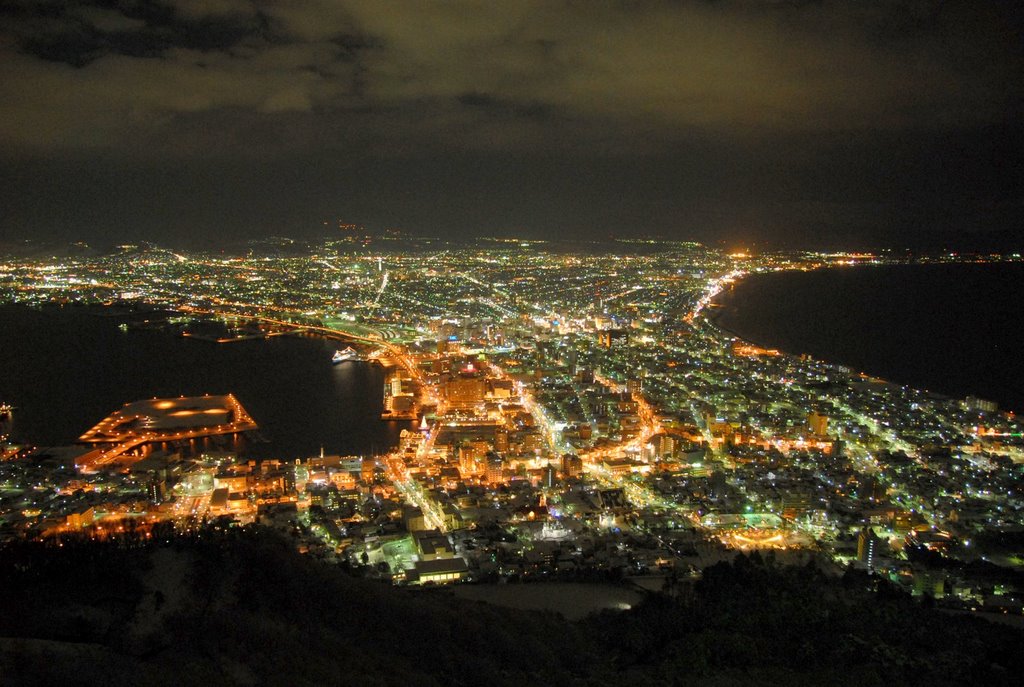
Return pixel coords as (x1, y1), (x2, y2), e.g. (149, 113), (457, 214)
(1, 525), (1021, 687)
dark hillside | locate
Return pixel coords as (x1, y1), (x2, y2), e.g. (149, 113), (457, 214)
(2, 528), (1021, 686)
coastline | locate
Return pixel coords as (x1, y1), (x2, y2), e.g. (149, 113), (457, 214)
(704, 262), (1024, 414)
(705, 267), (813, 354)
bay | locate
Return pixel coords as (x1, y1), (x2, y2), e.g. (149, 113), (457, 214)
(0, 305), (409, 457)
(713, 262), (1024, 414)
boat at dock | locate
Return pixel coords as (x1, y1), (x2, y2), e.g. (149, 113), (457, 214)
(332, 346), (360, 364)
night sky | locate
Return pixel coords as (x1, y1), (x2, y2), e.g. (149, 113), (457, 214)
(1, 1), (1021, 249)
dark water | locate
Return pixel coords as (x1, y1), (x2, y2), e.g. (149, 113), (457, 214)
(714, 263), (1024, 414)
(0, 305), (409, 457)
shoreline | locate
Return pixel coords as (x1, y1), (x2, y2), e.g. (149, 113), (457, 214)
(704, 262), (1022, 414)
(705, 267), (812, 354)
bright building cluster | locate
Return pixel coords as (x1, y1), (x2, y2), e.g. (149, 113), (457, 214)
(2, 236), (1023, 611)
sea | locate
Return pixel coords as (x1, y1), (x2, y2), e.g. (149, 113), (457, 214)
(0, 305), (409, 458)
(713, 262), (1024, 414)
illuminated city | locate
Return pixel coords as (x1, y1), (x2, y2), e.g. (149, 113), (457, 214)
(2, 239), (1022, 600)
(2, 1), (1023, 682)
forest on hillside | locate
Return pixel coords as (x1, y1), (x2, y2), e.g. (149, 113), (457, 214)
(1, 525), (1021, 687)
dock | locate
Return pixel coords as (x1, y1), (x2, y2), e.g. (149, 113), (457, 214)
(77, 394), (257, 470)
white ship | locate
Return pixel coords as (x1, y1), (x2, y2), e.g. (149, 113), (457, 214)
(332, 346), (360, 364)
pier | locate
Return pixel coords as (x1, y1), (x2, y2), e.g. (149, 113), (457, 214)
(76, 394), (257, 470)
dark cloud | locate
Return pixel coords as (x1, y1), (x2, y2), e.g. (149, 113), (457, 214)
(0, 0), (1021, 247)
(1, 1), (267, 66)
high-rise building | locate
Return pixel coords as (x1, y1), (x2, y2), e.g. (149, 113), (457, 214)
(857, 526), (880, 569)
(485, 452), (504, 484)
(544, 465), (555, 488)
(147, 476), (167, 503)
(446, 373), (486, 408)
(598, 329), (629, 348)
(494, 428), (509, 452)
(458, 443), (480, 477)
(649, 433), (676, 460)
(963, 396), (998, 413)
(560, 453), (582, 478)
(807, 411), (829, 437)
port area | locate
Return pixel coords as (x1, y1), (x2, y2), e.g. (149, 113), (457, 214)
(76, 394), (257, 471)
(180, 317), (310, 343)
(381, 364), (420, 420)
(177, 310), (422, 420)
